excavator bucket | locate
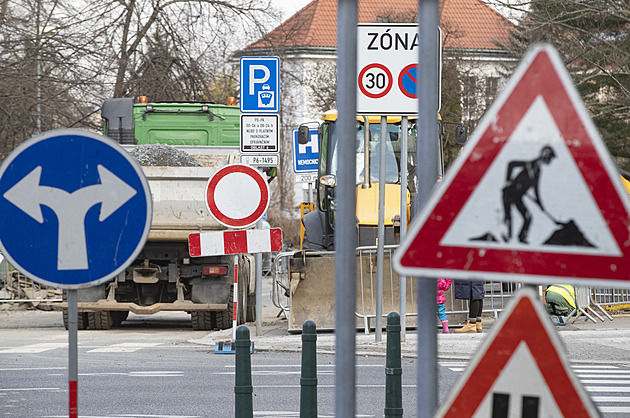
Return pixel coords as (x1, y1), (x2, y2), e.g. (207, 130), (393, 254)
(283, 248), (419, 332)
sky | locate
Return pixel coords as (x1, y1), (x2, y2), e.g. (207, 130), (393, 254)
(273, 0), (311, 21)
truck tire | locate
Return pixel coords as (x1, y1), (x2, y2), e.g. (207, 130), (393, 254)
(111, 311), (129, 327)
(191, 311), (215, 331)
(88, 311), (113, 330)
(62, 310), (88, 330)
(246, 294), (256, 323)
(215, 287), (234, 330)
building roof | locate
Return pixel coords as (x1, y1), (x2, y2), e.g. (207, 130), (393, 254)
(246, 0), (513, 52)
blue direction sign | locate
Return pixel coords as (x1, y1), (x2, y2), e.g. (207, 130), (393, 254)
(0, 129), (152, 289)
(292, 128), (319, 173)
(240, 57), (280, 113)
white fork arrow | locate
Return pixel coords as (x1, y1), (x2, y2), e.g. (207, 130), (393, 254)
(3, 165), (137, 270)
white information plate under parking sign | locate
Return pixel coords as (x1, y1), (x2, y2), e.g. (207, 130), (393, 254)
(240, 154), (279, 167)
(241, 114), (278, 153)
(0, 129), (152, 289)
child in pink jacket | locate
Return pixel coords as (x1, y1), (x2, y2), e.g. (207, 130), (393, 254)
(437, 278), (452, 333)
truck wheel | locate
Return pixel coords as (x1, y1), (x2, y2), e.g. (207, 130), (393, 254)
(215, 287), (234, 330)
(88, 311), (113, 330)
(62, 310), (88, 330)
(111, 311), (129, 327)
(191, 311), (215, 331)
(246, 294), (256, 322)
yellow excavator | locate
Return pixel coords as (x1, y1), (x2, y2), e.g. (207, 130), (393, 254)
(276, 110), (465, 331)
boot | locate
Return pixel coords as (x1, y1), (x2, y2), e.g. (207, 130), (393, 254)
(454, 320), (477, 334)
(476, 321), (483, 333)
(441, 320), (449, 334)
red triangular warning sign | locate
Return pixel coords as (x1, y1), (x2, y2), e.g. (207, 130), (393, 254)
(394, 43), (630, 285)
(435, 289), (600, 418)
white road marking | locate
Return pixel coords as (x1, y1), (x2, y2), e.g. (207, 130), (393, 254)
(0, 387), (58, 391)
(0, 343), (66, 353)
(87, 342), (161, 353)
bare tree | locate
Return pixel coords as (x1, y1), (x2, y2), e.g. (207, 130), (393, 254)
(491, 0), (630, 170)
(0, 0), (280, 161)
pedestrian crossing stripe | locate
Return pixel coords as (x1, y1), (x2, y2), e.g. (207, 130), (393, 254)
(434, 288), (600, 418)
(394, 43), (630, 286)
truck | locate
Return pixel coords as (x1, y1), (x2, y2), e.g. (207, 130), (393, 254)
(275, 110), (465, 331)
(62, 97), (259, 330)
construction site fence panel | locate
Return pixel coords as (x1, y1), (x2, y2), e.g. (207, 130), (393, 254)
(271, 246), (630, 328)
(0, 262), (62, 306)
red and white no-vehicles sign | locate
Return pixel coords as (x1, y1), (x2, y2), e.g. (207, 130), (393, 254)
(394, 43), (630, 286)
(205, 164), (269, 229)
(357, 23), (441, 115)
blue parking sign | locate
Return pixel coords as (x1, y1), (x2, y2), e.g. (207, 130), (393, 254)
(0, 129), (152, 289)
(292, 128), (319, 173)
(240, 57), (280, 113)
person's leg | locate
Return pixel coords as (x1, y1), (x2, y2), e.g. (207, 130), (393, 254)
(437, 303), (449, 334)
(475, 298), (484, 333)
(455, 298), (478, 333)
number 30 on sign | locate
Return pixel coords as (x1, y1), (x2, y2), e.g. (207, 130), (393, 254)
(358, 63), (393, 99)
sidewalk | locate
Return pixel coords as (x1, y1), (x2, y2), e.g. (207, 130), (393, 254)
(190, 308), (630, 361)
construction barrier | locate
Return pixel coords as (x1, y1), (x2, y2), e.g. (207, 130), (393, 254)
(0, 267), (62, 306)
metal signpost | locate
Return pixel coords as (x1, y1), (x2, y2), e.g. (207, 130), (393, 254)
(240, 57), (280, 335)
(416, 2), (441, 416)
(335, 1), (358, 416)
(0, 129), (152, 418)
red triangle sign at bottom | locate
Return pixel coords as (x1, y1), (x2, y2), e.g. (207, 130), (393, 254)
(436, 288), (600, 418)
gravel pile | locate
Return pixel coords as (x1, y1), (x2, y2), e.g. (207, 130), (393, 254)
(129, 144), (201, 167)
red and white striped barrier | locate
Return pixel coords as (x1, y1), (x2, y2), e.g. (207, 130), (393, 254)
(188, 228), (282, 257)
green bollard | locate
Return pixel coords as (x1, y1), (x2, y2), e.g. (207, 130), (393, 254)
(300, 320), (318, 418)
(234, 326), (253, 418)
(384, 312), (403, 417)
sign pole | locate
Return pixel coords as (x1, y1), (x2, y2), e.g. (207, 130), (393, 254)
(232, 255), (238, 342)
(255, 220), (263, 337)
(417, 0), (440, 417)
(399, 116), (408, 341)
(67, 289), (78, 418)
(335, 0), (358, 416)
(375, 116), (387, 342)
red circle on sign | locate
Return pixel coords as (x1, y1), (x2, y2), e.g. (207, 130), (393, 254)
(358, 63), (393, 99)
(205, 164), (269, 228)
(398, 64), (418, 99)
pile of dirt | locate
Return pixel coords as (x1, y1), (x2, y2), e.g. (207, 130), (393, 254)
(129, 144), (201, 167)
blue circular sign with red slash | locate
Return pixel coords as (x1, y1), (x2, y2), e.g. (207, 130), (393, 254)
(398, 64), (418, 99)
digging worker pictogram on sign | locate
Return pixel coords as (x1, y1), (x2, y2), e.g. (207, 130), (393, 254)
(394, 43), (630, 285)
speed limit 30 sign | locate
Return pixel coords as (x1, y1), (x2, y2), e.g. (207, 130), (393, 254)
(357, 24), (441, 115)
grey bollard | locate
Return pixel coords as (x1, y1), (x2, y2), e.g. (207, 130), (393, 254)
(234, 326), (253, 418)
(300, 320), (318, 417)
(384, 312), (403, 417)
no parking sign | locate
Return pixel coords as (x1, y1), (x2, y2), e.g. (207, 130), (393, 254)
(357, 24), (441, 115)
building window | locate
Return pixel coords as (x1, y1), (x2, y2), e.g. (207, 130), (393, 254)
(485, 76), (499, 108)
